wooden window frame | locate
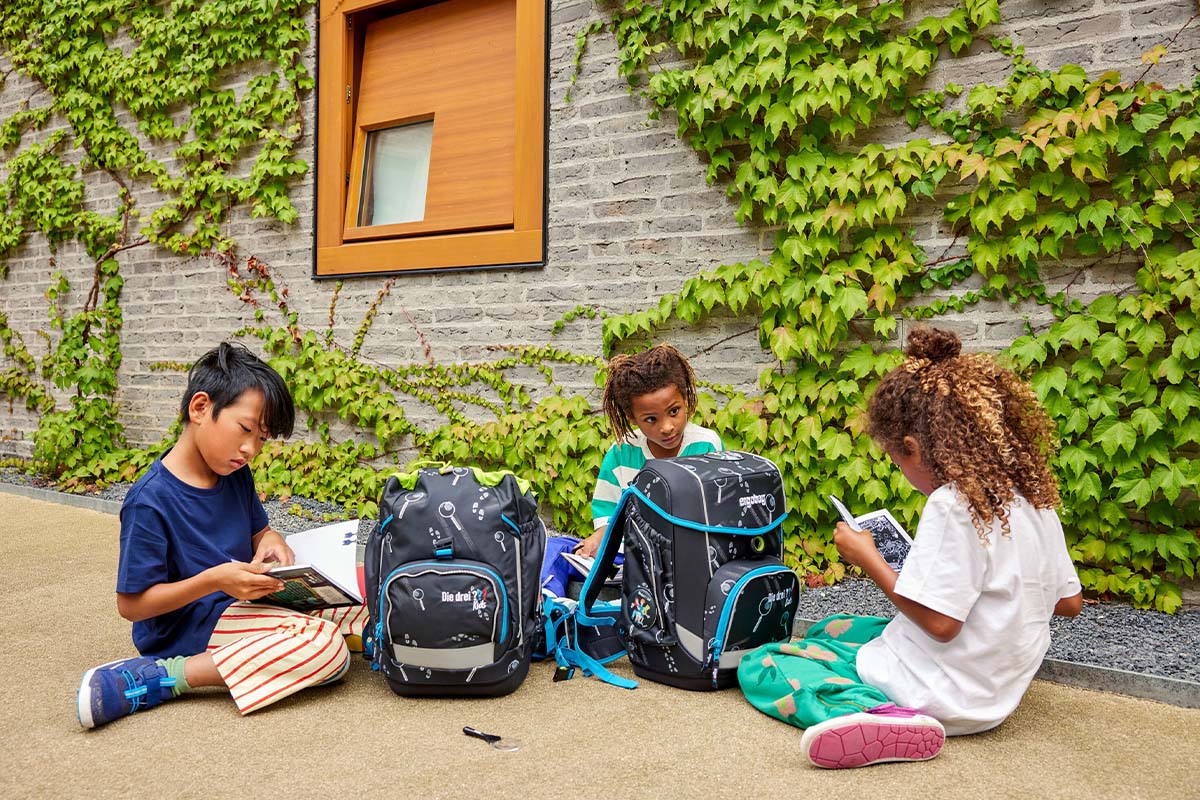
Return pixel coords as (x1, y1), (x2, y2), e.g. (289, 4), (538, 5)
(315, 0), (547, 278)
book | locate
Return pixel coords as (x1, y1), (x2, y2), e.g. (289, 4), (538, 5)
(560, 550), (623, 585)
(829, 496), (913, 572)
(256, 519), (364, 611)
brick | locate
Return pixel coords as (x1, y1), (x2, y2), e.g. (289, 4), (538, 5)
(643, 216), (703, 235)
(576, 95), (646, 120)
(1124, 0), (1198, 31)
(1003, 0), (1099, 18)
(576, 221), (641, 241)
(623, 238), (683, 256)
(591, 198), (659, 217)
(1023, 44), (1096, 71)
(551, 1), (594, 26)
(1014, 16), (1122, 49)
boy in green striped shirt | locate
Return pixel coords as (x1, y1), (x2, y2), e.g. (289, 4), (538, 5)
(576, 344), (723, 558)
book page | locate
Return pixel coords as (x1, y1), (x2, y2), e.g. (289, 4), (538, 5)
(277, 519), (362, 602)
(853, 508), (913, 572)
(561, 551), (622, 585)
(829, 496), (913, 573)
(264, 565), (360, 609)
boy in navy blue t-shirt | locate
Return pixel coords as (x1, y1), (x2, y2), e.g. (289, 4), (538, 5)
(77, 342), (367, 728)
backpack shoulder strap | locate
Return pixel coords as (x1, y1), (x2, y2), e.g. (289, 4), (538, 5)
(554, 639), (637, 690)
(577, 486), (632, 624)
(540, 590), (637, 689)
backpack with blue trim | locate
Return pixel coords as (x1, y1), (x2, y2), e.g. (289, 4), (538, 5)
(576, 451), (800, 690)
(364, 465), (546, 697)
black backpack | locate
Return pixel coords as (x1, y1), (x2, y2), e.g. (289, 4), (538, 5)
(364, 465), (546, 697)
(577, 451), (800, 690)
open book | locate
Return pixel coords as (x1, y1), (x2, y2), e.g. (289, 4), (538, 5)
(561, 551), (623, 585)
(256, 519), (364, 611)
(830, 496), (913, 572)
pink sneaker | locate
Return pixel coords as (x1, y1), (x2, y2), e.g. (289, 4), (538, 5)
(799, 704), (945, 769)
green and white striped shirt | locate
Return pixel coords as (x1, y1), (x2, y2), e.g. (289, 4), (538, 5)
(590, 423), (724, 531)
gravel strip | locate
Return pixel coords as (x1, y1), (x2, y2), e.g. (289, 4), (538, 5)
(6, 469), (1197, 682)
(796, 577), (1200, 683)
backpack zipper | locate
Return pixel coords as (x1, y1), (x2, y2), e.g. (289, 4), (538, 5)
(378, 562), (509, 657)
(705, 564), (795, 687)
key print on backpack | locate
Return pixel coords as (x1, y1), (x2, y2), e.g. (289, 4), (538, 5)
(364, 465), (546, 697)
(579, 451), (801, 690)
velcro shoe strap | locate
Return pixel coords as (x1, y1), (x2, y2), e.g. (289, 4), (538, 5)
(138, 664), (165, 708)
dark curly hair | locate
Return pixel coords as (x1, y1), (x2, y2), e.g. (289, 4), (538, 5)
(866, 327), (1060, 544)
(601, 344), (697, 441)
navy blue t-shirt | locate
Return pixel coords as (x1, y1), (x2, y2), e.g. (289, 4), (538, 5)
(117, 456), (270, 659)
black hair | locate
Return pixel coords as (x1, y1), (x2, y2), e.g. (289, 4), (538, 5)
(180, 342), (295, 438)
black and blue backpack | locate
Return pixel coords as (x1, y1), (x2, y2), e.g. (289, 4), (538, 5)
(364, 465), (546, 697)
(571, 451), (801, 690)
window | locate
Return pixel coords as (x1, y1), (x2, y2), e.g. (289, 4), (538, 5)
(357, 121), (434, 227)
(316, 0), (546, 277)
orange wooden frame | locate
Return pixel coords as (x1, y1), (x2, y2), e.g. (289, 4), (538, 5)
(315, 0), (546, 276)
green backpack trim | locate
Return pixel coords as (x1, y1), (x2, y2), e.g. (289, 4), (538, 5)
(392, 463), (533, 495)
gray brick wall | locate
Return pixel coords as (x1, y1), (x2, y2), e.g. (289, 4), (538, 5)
(0, 0), (1197, 460)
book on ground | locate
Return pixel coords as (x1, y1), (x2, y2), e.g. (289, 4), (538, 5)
(561, 551), (623, 585)
(830, 496), (913, 572)
(256, 519), (363, 611)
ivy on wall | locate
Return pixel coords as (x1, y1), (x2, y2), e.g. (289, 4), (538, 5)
(1, 0), (1197, 611)
(0, 0), (313, 479)
(596, 0), (1200, 610)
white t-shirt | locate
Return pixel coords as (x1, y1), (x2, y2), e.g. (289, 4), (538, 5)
(855, 484), (1081, 736)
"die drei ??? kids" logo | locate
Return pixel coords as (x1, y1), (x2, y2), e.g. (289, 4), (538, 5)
(442, 587), (489, 612)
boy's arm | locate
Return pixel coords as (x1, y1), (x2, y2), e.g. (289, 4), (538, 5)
(577, 446), (621, 556)
(116, 562), (284, 622)
(833, 522), (964, 643)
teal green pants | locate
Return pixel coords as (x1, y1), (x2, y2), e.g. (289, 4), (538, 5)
(738, 614), (892, 729)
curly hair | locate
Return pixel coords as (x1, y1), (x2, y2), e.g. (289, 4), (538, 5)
(601, 344), (698, 441)
(866, 327), (1060, 544)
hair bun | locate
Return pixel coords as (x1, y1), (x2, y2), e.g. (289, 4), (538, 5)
(906, 327), (961, 362)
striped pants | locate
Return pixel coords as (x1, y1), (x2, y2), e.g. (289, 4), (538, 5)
(206, 602), (369, 714)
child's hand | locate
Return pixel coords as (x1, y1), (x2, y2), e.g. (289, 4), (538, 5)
(833, 521), (882, 571)
(211, 561), (285, 601)
(574, 532), (602, 559)
(251, 529), (295, 567)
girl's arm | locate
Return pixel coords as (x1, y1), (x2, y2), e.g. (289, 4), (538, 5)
(116, 563), (284, 622)
(834, 522), (964, 643)
(1054, 592), (1083, 617)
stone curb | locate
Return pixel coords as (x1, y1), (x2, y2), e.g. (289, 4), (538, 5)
(5, 482), (1197, 709)
(1034, 657), (1200, 710)
(0, 480), (123, 515)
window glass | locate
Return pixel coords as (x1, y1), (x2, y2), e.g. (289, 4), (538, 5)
(359, 120), (434, 226)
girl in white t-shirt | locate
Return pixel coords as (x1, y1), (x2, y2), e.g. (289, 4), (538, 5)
(739, 327), (1083, 769)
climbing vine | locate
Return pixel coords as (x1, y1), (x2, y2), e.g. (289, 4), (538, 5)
(1, 0), (1198, 611)
(0, 0), (313, 480)
(593, 0), (1200, 610)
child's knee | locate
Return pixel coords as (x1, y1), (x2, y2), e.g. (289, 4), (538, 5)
(301, 619), (352, 685)
(807, 614), (888, 644)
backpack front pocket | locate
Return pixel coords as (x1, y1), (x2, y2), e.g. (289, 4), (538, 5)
(379, 560), (509, 670)
(702, 561), (799, 682)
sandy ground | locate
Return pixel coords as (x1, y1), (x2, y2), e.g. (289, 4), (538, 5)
(3, 493), (1197, 800)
